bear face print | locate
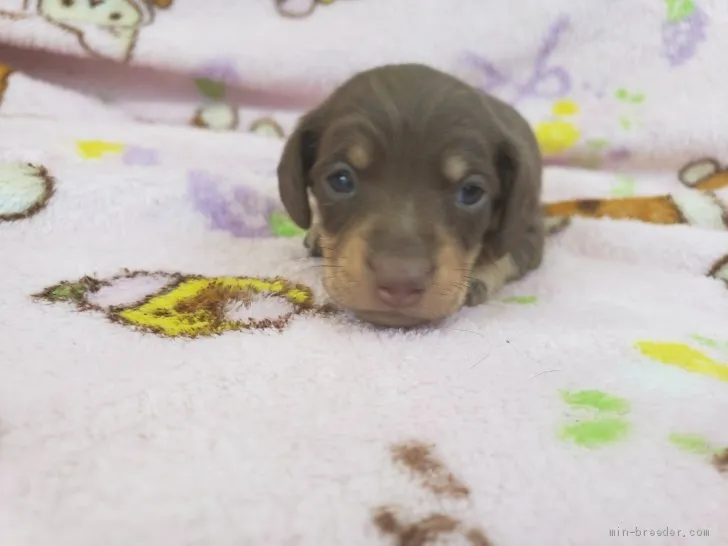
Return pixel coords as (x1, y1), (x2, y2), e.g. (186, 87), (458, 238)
(38, 0), (145, 28)
(31, 0), (170, 61)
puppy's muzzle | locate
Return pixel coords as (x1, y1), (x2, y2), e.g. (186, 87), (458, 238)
(366, 252), (435, 308)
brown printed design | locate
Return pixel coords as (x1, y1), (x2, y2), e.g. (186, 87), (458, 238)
(544, 157), (728, 229)
(191, 103), (239, 132)
(33, 270), (336, 338)
(372, 441), (493, 545)
(544, 192), (728, 229)
(0, 64), (12, 109)
(543, 192), (728, 230)
(0, 0), (173, 62)
(373, 508), (493, 546)
(249, 117), (285, 139)
(275, 0), (338, 19)
(678, 157), (728, 191)
(714, 448), (728, 474)
(390, 441), (470, 500)
(0, 163), (55, 222)
(708, 254), (728, 288)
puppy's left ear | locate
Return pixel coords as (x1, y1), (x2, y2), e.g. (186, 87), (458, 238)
(487, 133), (542, 259)
(276, 112), (320, 229)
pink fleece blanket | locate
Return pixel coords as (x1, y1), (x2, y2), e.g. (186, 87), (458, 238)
(1, 2), (728, 545)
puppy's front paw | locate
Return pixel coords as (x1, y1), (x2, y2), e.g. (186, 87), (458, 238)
(465, 279), (489, 307)
(304, 228), (322, 258)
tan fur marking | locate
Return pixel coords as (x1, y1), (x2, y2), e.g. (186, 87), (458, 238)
(442, 153), (469, 183)
(320, 220), (477, 325)
(318, 215), (373, 304)
(346, 142), (371, 170)
(472, 253), (519, 297)
(304, 194), (323, 250)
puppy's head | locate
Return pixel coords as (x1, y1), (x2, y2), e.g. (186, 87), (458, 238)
(278, 64), (541, 327)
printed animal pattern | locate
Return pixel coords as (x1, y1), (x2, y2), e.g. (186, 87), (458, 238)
(0, 162), (55, 222)
(33, 270), (336, 337)
(372, 441), (493, 545)
(1, 9), (726, 542)
(543, 156), (728, 230)
(0, 0), (173, 61)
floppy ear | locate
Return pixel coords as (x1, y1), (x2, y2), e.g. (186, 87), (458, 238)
(276, 113), (319, 229)
(487, 136), (541, 259)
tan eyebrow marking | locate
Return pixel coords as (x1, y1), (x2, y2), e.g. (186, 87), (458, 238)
(346, 142), (371, 170)
(441, 153), (469, 184)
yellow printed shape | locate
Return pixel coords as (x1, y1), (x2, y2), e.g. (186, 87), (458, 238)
(534, 120), (580, 156)
(552, 99), (579, 116)
(76, 140), (125, 159)
(116, 276), (313, 337)
(636, 341), (728, 383)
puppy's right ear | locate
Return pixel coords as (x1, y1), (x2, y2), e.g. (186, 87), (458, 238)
(277, 113), (319, 229)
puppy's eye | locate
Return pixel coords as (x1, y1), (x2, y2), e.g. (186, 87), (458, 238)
(456, 180), (487, 207)
(325, 165), (356, 195)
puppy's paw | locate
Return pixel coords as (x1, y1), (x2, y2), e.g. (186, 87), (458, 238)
(304, 228), (322, 258)
(465, 279), (489, 307)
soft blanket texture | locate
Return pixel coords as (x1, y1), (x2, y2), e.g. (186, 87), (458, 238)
(1, 1), (728, 545)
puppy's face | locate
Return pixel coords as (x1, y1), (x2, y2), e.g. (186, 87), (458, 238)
(278, 64), (538, 327)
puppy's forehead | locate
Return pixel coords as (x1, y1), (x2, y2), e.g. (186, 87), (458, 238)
(326, 67), (486, 138)
(317, 114), (377, 167)
(315, 66), (496, 182)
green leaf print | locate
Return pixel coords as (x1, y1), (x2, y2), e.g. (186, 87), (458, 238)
(664, 0), (696, 23)
(194, 78), (227, 101)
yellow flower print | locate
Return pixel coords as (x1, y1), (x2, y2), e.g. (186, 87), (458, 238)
(76, 140), (125, 159)
(535, 120), (581, 156)
(551, 99), (580, 116)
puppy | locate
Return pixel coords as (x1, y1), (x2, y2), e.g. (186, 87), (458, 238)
(277, 63), (545, 327)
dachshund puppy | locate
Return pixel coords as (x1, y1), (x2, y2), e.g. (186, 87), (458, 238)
(277, 63), (545, 327)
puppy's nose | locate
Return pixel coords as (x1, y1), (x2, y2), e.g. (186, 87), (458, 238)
(367, 256), (434, 308)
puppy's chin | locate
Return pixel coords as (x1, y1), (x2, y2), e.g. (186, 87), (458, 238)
(352, 310), (441, 328)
